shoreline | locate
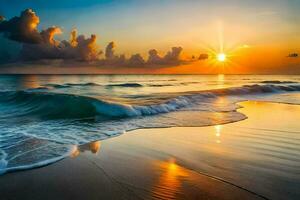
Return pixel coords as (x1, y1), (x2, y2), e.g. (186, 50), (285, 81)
(1, 101), (300, 199)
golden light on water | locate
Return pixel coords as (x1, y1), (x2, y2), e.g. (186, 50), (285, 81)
(153, 158), (188, 199)
(215, 125), (221, 137)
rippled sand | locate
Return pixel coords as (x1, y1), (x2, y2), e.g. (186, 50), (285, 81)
(0, 101), (299, 200)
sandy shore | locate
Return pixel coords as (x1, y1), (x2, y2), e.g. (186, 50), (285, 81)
(0, 101), (300, 200)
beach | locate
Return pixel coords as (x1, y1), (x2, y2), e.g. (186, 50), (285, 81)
(1, 101), (299, 200)
(1, 0), (300, 199)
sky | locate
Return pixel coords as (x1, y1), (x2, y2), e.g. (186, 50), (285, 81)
(0, 0), (299, 74)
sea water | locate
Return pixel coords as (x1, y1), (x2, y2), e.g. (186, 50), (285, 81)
(0, 74), (300, 174)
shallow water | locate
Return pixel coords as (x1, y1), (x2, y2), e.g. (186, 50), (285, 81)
(0, 74), (300, 173)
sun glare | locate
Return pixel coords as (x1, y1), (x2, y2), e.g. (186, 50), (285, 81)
(217, 53), (226, 62)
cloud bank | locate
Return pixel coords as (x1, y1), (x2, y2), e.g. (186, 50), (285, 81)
(0, 8), (205, 67)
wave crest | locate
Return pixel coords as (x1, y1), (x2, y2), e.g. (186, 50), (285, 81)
(1, 83), (300, 121)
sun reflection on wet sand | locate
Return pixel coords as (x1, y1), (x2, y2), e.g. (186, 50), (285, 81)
(71, 141), (101, 158)
(152, 158), (188, 199)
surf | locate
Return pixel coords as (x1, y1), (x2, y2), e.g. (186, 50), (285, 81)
(0, 83), (300, 121)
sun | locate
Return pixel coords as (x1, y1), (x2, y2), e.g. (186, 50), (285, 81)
(217, 53), (226, 62)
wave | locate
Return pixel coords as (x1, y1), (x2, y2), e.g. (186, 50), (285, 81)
(106, 83), (143, 87)
(212, 84), (300, 95)
(45, 82), (144, 88)
(45, 83), (72, 88)
(259, 80), (298, 84)
(65, 82), (100, 87)
(45, 82), (100, 89)
(26, 87), (50, 91)
(40, 80), (300, 91)
(147, 82), (199, 87)
(0, 90), (194, 120)
(148, 84), (175, 87)
(43, 81), (202, 89)
(1, 83), (300, 175)
(1, 83), (300, 121)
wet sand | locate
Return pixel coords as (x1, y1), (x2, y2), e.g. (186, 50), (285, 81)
(0, 101), (300, 200)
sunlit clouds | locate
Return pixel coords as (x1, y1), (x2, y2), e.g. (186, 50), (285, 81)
(0, 9), (192, 67)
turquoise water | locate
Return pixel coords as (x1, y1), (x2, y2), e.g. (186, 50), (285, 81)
(0, 74), (300, 174)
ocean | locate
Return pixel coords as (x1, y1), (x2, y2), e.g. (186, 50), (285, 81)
(0, 74), (300, 174)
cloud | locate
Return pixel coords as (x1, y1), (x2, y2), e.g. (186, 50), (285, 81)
(40, 26), (62, 45)
(287, 53), (298, 58)
(198, 53), (209, 60)
(0, 9), (42, 43)
(0, 9), (102, 62)
(147, 49), (163, 64)
(128, 54), (145, 65)
(0, 8), (195, 67)
(76, 34), (101, 61)
(69, 29), (78, 47)
(163, 47), (183, 64)
(20, 32), (102, 61)
(146, 47), (187, 65)
(105, 41), (116, 60)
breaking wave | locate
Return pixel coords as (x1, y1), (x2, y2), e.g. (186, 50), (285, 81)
(1, 83), (300, 121)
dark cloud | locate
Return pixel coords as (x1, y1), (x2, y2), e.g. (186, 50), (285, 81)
(147, 49), (163, 64)
(163, 47), (183, 64)
(287, 53), (298, 58)
(0, 9), (42, 43)
(20, 32), (102, 61)
(146, 47), (186, 65)
(105, 41), (116, 60)
(128, 54), (145, 66)
(76, 34), (101, 61)
(199, 53), (209, 60)
(0, 9), (101, 62)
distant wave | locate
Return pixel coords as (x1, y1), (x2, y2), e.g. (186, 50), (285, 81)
(147, 82), (200, 87)
(26, 86), (50, 91)
(45, 83), (72, 88)
(45, 82), (144, 88)
(37, 80), (300, 91)
(147, 84), (174, 87)
(212, 84), (300, 95)
(65, 82), (100, 87)
(259, 80), (298, 84)
(106, 83), (143, 87)
(45, 82), (100, 88)
(1, 83), (300, 121)
(42, 80), (203, 89)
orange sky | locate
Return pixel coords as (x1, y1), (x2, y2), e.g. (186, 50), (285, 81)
(1, 0), (300, 74)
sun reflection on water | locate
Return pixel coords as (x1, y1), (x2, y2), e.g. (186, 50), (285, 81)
(215, 125), (222, 144)
(152, 158), (188, 199)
